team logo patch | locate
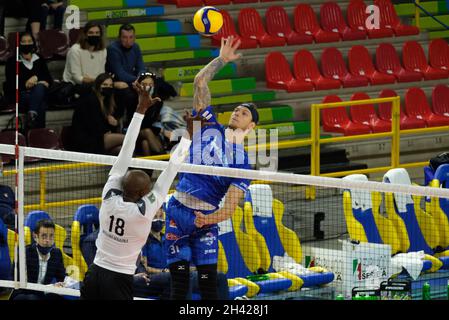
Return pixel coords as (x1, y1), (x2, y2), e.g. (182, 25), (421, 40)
(169, 219), (177, 228)
(147, 193), (156, 203)
(200, 232), (216, 246)
(166, 233), (179, 241)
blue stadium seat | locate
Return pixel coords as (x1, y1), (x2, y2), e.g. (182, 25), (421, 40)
(243, 184), (334, 288)
(218, 207), (294, 295)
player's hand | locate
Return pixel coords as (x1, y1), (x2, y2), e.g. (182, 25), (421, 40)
(219, 36), (242, 64)
(134, 82), (161, 114)
(183, 110), (214, 140)
(194, 211), (209, 228)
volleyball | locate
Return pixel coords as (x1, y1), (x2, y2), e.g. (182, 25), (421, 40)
(193, 6), (223, 36)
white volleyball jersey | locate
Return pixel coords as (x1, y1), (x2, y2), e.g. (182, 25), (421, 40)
(94, 176), (163, 275)
(93, 112), (191, 275)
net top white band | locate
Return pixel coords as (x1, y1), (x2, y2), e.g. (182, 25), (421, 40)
(2, 144), (449, 199)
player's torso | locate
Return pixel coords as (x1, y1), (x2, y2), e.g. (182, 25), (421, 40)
(96, 197), (151, 259)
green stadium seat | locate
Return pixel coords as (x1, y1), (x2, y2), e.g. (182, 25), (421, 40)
(137, 34), (201, 52)
(180, 77), (256, 97)
(163, 63), (236, 82)
(106, 20), (182, 38)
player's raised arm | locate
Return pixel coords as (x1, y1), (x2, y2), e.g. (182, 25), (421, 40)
(192, 36), (241, 113)
(109, 83), (161, 177)
(194, 185), (244, 226)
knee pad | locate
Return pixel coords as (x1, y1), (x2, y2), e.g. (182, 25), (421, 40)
(197, 264), (218, 300)
(169, 260), (190, 300)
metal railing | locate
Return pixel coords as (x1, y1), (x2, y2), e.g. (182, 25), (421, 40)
(4, 95), (449, 208)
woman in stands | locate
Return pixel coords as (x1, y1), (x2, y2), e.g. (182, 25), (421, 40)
(137, 72), (184, 155)
(5, 32), (52, 129)
(71, 73), (125, 155)
(63, 21), (107, 95)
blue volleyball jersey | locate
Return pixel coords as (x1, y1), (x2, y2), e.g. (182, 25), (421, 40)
(175, 106), (252, 208)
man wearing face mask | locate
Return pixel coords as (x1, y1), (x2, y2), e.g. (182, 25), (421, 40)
(5, 32), (52, 129)
(10, 219), (66, 300)
(106, 24), (146, 127)
(63, 21), (107, 95)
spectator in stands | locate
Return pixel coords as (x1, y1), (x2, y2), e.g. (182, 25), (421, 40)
(25, 0), (65, 40)
(10, 219), (66, 300)
(40, 0), (66, 32)
(137, 72), (183, 154)
(137, 72), (164, 155)
(106, 23), (145, 127)
(70, 73), (124, 155)
(63, 21), (107, 95)
(5, 32), (52, 129)
(0, 0), (5, 37)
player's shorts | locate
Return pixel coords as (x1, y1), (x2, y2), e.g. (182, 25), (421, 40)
(164, 196), (218, 266)
(80, 264), (133, 300)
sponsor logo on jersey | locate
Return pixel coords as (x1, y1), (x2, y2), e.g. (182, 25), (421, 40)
(199, 232), (216, 246)
(147, 193), (156, 203)
(166, 233), (179, 241)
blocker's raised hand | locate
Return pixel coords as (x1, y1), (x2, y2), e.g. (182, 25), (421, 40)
(219, 36), (242, 63)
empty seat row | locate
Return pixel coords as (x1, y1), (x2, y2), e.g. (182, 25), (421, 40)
(212, 0), (418, 48)
(0, 128), (61, 164)
(321, 85), (449, 136)
(265, 39), (449, 93)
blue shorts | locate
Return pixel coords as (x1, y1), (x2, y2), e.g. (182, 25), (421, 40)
(164, 196), (218, 266)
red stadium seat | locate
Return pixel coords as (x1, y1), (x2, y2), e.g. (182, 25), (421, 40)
(265, 52), (314, 92)
(211, 10), (258, 49)
(432, 84), (449, 117)
(175, 0), (203, 7)
(0, 36), (11, 62)
(405, 87), (449, 127)
(69, 28), (82, 47)
(321, 95), (371, 135)
(375, 43), (422, 82)
(232, 0), (257, 3)
(293, 4), (340, 43)
(429, 39), (449, 74)
(293, 49), (341, 90)
(265, 6), (313, 45)
(238, 8), (285, 47)
(38, 29), (69, 59)
(204, 0), (230, 5)
(320, 1), (366, 41)
(375, 0), (419, 36)
(0, 131), (27, 164)
(350, 92), (391, 133)
(402, 41), (448, 80)
(321, 47), (369, 88)
(347, 0), (394, 39)
(378, 89), (426, 130)
(27, 128), (60, 150)
(348, 45), (396, 85)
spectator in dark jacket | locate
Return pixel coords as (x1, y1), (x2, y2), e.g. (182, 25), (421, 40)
(10, 219), (66, 300)
(25, 0), (65, 40)
(106, 24), (146, 127)
(71, 73), (124, 155)
(5, 32), (52, 129)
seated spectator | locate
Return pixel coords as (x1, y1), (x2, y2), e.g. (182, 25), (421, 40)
(81, 208), (229, 300)
(5, 32), (52, 130)
(70, 73), (124, 155)
(40, 0), (65, 32)
(10, 219), (66, 300)
(63, 21), (107, 95)
(25, 0), (65, 40)
(106, 24), (145, 127)
(136, 73), (164, 155)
